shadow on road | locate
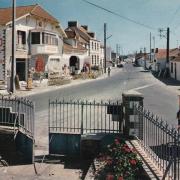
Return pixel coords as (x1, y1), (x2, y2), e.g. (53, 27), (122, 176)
(35, 155), (93, 180)
(152, 72), (180, 87)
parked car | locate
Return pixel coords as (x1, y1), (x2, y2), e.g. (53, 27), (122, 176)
(117, 64), (123, 68)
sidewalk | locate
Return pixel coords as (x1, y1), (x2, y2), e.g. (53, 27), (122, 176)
(0, 68), (120, 97)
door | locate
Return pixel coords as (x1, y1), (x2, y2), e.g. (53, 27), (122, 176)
(16, 59), (26, 81)
(175, 63), (177, 80)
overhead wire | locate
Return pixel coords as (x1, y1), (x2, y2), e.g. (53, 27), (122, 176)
(168, 4), (180, 27)
(81, 0), (156, 31)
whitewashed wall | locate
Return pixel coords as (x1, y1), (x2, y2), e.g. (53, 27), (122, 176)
(3, 15), (64, 83)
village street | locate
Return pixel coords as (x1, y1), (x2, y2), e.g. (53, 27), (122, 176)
(24, 62), (180, 155)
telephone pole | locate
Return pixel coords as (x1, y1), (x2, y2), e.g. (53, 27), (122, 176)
(165, 27), (170, 77)
(158, 27), (170, 77)
(166, 27), (170, 64)
(10, 0), (16, 93)
(104, 23), (107, 73)
(150, 32), (152, 62)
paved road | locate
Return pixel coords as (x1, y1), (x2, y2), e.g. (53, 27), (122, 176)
(27, 63), (179, 152)
(29, 63), (178, 124)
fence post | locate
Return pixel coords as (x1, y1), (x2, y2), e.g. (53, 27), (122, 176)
(81, 102), (84, 135)
(173, 130), (177, 180)
(122, 90), (144, 137)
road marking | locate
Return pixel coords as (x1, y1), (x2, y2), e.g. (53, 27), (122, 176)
(130, 83), (156, 91)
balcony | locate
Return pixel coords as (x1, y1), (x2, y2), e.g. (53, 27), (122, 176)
(16, 44), (27, 51)
(31, 44), (59, 55)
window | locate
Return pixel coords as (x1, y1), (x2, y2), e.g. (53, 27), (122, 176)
(171, 62), (173, 73)
(97, 55), (99, 64)
(31, 32), (40, 44)
(91, 42), (93, 50)
(95, 55), (96, 64)
(95, 42), (96, 50)
(17, 30), (26, 44)
(92, 55), (94, 64)
(42, 32), (58, 46)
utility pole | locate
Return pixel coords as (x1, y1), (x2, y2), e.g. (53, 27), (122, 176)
(166, 27), (170, 64)
(144, 47), (146, 69)
(152, 36), (155, 61)
(104, 23), (107, 73)
(158, 27), (170, 77)
(10, 0), (16, 93)
(150, 32), (152, 62)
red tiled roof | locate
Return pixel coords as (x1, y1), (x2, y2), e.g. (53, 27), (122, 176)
(0, 4), (58, 25)
(171, 56), (180, 62)
(65, 26), (92, 42)
(156, 48), (180, 60)
(63, 42), (87, 53)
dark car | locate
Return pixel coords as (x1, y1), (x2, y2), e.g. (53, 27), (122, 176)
(117, 64), (123, 68)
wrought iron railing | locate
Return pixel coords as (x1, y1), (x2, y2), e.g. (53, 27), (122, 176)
(49, 99), (123, 134)
(0, 95), (34, 137)
(133, 105), (180, 180)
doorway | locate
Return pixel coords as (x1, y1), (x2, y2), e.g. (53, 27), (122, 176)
(175, 63), (177, 80)
(69, 56), (79, 75)
(16, 59), (26, 81)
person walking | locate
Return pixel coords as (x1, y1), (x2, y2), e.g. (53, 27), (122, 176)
(108, 67), (111, 77)
(176, 109), (180, 129)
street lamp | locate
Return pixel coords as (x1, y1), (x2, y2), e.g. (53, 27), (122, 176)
(10, 0), (16, 93)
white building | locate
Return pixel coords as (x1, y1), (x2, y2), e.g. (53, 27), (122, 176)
(0, 4), (66, 88)
(65, 21), (101, 70)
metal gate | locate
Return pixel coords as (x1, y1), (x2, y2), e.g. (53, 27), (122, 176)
(133, 105), (180, 180)
(48, 99), (123, 156)
(49, 99), (123, 134)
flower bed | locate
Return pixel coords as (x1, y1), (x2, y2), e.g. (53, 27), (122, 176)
(94, 138), (142, 180)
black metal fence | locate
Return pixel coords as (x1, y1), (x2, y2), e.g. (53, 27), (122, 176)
(49, 99), (123, 134)
(0, 95), (34, 137)
(133, 105), (180, 180)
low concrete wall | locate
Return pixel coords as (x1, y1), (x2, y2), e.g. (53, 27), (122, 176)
(0, 128), (34, 165)
(49, 133), (81, 156)
(15, 131), (34, 164)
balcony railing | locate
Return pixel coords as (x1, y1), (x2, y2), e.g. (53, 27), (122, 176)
(16, 44), (27, 51)
(31, 44), (59, 55)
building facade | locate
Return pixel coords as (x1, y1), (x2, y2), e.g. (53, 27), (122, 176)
(65, 21), (101, 70)
(0, 4), (66, 89)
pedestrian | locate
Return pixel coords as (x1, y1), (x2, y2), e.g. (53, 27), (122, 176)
(108, 67), (111, 77)
(176, 109), (180, 130)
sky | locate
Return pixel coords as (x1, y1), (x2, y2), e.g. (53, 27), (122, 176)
(0, 0), (180, 54)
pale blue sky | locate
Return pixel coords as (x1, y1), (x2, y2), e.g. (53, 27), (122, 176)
(1, 0), (180, 54)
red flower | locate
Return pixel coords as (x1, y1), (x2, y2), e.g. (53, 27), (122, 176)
(107, 159), (113, 165)
(118, 177), (124, 180)
(106, 174), (114, 180)
(129, 159), (137, 165)
(114, 138), (120, 145)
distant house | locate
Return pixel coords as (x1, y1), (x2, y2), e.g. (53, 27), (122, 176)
(64, 21), (101, 71)
(63, 41), (89, 75)
(111, 51), (119, 66)
(152, 48), (180, 72)
(0, 4), (66, 89)
(170, 52), (180, 80)
(135, 52), (144, 67)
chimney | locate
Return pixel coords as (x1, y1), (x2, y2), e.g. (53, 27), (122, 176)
(68, 21), (78, 28)
(81, 25), (88, 31)
(88, 32), (95, 38)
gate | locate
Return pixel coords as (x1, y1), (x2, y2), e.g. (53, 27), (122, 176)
(133, 105), (180, 180)
(0, 96), (34, 136)
(48, 99), (123, 156)
(0, 95), (35, 164)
